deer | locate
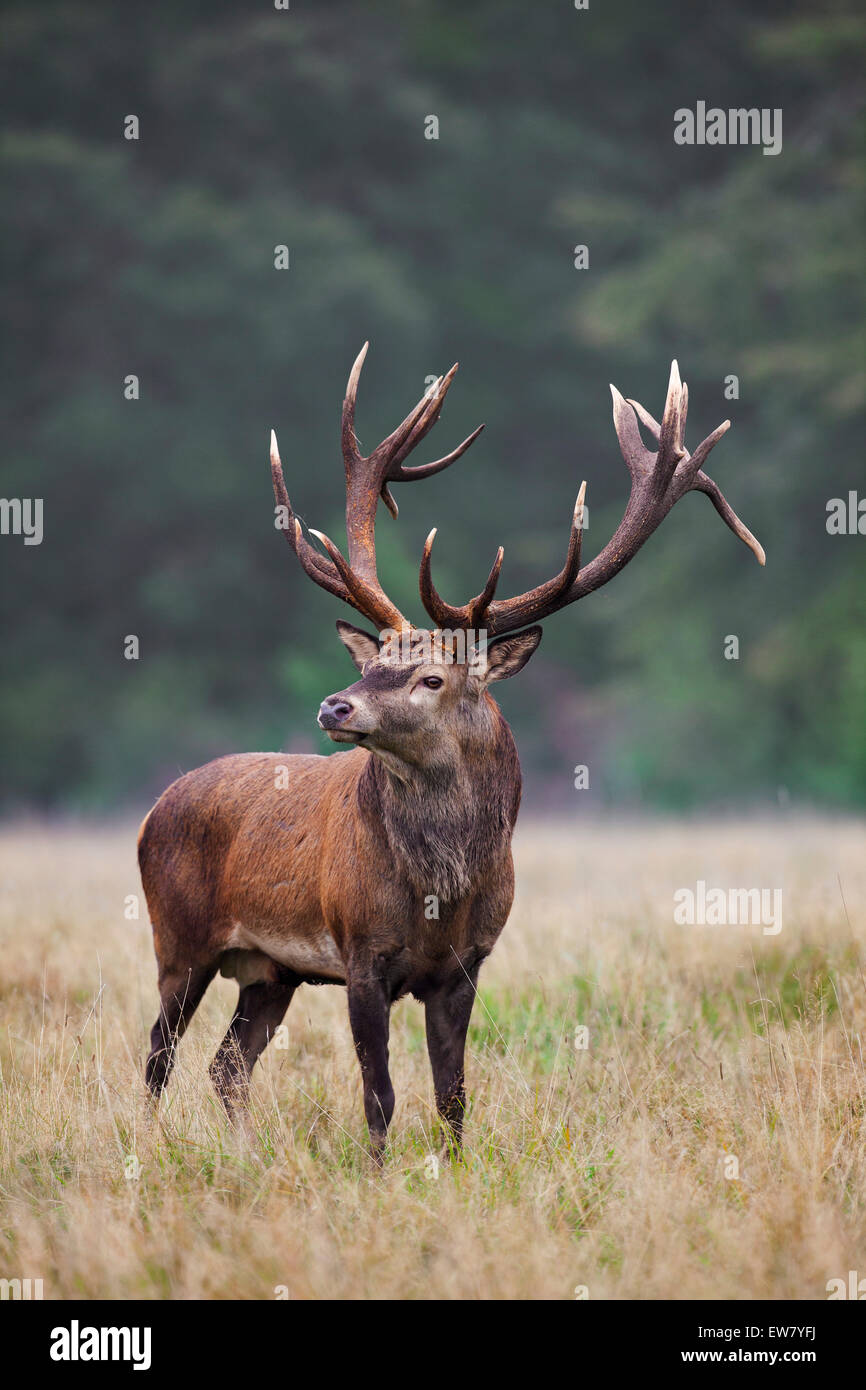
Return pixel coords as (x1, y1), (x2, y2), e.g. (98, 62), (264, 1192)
(138, 345), (764, 1163)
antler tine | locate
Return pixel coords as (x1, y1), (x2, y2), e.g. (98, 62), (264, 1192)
(340, 340), (369, 469)
(371, 367), (480, 519)
(308, 528), (409, 630)
(682, 418), (730, 479)
(480, 484), (586, 632)
(271, 430), (359, 605)
(467, 546), (505, 628)
(420, 482), (586, 634)
(619, 361), (686, 491)
(364, 381), (440, 491)
(611, 384), (656, 479)
(379, 368), (453, 469)
(419, 530), (464, 629)
(692, 471), (766, 565)
(655, 359), (688, 488)
(341, 339), (437, 520)
(380, 416), (485, 523)
(419, 530), (506, 632)
(626, 396), (660, 437)
(289, 520), (360, 605)
(564, 480), (586, 585)
(396, 422), (486, 482)
(377, 363), (485, 481)
(274, 407), (410, 631)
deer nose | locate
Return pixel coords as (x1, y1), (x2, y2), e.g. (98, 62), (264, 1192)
(318, 695), (355, 729)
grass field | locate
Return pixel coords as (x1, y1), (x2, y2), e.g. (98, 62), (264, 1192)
(0, 814), (864, 1300)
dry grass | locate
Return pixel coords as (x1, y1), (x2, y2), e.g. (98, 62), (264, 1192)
(0, 814), (864, 1300)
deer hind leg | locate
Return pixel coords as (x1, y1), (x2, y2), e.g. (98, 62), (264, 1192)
(209, 972), (299, 1113)
(146, 964), (217, 1097)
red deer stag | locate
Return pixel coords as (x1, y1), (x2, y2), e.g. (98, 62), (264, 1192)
(139, 346), (764, 1162)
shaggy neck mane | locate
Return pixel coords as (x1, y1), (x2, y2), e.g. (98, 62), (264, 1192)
(357, 697), (521, 903)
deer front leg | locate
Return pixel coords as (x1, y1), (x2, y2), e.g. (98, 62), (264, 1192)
(424, 966), (479, 1153)
(346, 973), (394, 1166)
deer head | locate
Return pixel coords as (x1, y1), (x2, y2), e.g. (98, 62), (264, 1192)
(270, 345), (764, 767)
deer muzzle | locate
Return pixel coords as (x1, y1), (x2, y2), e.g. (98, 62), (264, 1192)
(317, 694), (369, 743)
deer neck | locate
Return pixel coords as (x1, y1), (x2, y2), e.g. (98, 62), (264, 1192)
(357, 697), (521, 903)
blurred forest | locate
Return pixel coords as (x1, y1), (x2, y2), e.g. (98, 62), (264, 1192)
(1, 0), (864, 812)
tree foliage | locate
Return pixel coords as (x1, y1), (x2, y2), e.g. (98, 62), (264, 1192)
(1, 0), (863, 810)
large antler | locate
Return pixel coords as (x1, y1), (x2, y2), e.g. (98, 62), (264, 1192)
(271, 343), (484, 631)
(419, 361), (765, 636)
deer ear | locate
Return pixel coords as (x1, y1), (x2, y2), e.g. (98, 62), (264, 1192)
(480, 626), (542, 683)
(336, 620), (380, 672)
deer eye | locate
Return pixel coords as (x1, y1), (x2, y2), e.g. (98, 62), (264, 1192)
(422, 676), (443, 690)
